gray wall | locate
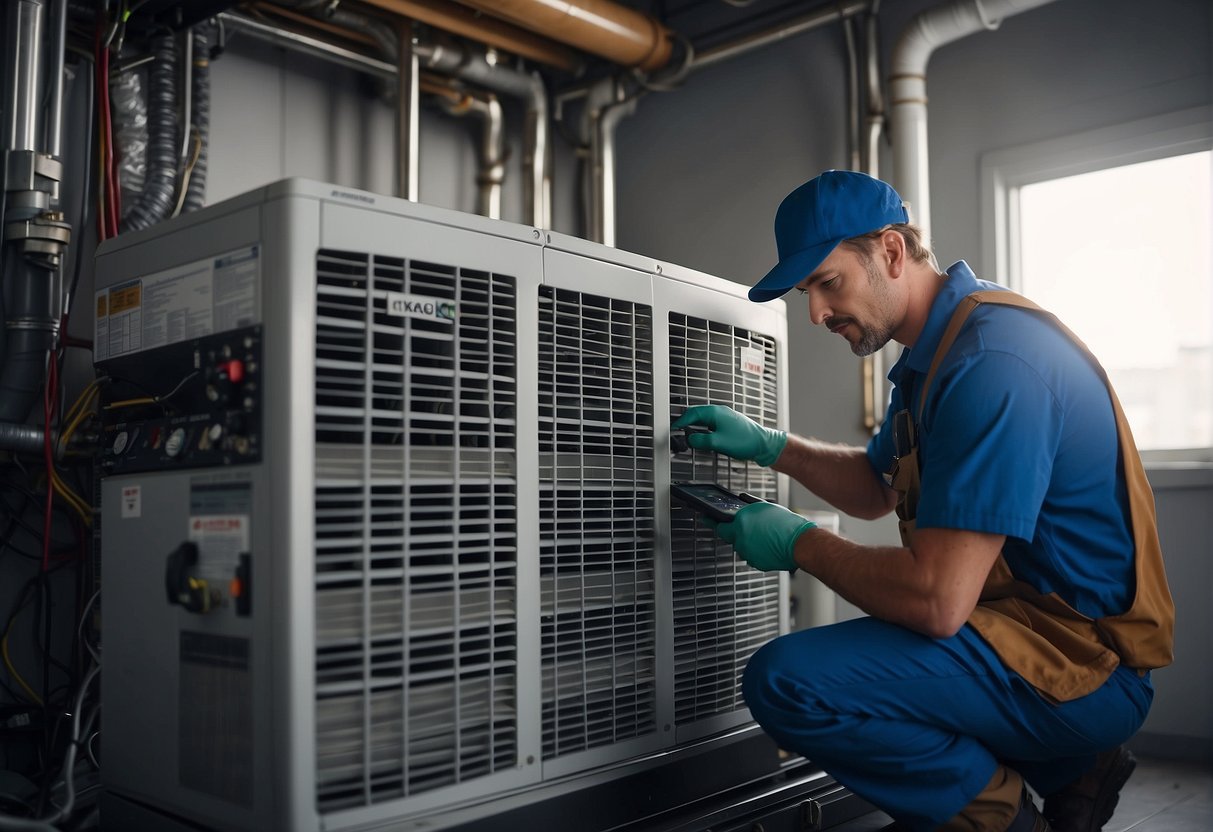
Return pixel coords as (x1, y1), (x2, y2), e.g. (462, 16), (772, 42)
(613, 0), (1211, 755)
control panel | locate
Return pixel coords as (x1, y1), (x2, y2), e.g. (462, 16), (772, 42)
(96, 325), (263, 475)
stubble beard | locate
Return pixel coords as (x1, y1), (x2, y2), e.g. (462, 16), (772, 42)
(848, 257), (897, 357)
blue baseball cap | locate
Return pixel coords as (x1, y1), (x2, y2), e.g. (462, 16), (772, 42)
(749, 170), (909, 303)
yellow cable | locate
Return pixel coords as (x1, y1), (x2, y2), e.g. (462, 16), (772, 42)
(105, 396), (155, 409)
(50, 470), (93, 525)
(59, 384), (101, 456)
(1, 630), (43, 706)
(62, 379), (101, 428)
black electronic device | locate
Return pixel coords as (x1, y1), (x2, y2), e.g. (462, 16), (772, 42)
(670, 424), (711, 454)
(670, 481), (765, 523)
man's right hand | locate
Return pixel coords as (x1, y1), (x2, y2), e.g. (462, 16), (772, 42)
(671, 405), (788, 467)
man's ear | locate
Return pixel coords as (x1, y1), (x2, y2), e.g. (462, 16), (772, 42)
(882, 228), (907, 278)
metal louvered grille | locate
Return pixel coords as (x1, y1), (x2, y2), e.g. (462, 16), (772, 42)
(668, 314), (781, 725)
(313, 249), (518, 812)
(538, 287), (657, 760)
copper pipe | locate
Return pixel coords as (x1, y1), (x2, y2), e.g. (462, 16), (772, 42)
(452, 0), (672, 71)
(357, 0), (581, 71)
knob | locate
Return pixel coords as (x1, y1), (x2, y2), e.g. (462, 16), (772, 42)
(165, 427), (187, 458)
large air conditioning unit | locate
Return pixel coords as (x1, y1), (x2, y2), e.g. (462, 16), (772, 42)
(94, 180), (866, 831)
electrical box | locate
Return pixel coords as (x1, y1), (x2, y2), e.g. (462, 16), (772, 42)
(92, 180), (858, 831)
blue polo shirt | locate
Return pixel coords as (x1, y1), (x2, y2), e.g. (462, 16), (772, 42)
(866, 261), (1134, 619)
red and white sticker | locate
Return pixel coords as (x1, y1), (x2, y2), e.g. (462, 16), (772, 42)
(121, 485), (141, 519)
(740, 346), (765, 376)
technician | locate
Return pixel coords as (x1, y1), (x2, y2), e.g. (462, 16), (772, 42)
(671, 170), (1174, 832)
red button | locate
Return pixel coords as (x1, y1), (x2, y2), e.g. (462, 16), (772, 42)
(225, 359), (245, 384)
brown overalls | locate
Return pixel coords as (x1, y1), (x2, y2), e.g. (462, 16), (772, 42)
(888, 290), (1174, 704)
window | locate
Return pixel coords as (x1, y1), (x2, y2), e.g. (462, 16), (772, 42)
(982, 107), (1213, 459)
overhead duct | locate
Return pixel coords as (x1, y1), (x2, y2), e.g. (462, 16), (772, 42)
(451, 0), (674, 71)
(890, 0), (1061, 237)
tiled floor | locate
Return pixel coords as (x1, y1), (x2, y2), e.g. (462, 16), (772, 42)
(830, 756), (1213, 830)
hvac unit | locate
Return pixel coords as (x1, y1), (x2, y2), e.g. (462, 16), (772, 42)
(93, 180), (867, 831)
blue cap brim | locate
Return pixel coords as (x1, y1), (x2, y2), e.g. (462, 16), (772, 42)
(749, 236), (843, 303)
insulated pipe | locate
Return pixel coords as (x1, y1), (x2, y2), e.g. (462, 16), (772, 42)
(358, 0), (582, 72)
(452, 0), (673, 71)
(890, 0), (1061, 237)
(0, 421), (50, 456)
(121, 34), (180, 231)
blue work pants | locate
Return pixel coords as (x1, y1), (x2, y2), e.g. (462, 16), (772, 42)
(742, 616), (1153, 831)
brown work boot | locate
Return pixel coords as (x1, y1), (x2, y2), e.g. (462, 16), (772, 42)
(1006, 788), (1053, 832)
(877, 788), (1051, 831)
(1042, 746), (1137, 832)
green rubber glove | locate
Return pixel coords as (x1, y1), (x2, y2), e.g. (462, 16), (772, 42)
(715, 502), (816, 572)
(671, 404), (788, 467)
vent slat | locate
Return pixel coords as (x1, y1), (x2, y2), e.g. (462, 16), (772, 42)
(314, 250), (519, 810)
(538, 287), (658, 760)
(668, 313), (782, 725)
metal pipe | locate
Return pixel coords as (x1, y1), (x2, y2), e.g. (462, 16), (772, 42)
(358, 0), (582, 72)
(584, 77), (635, 247)
(862, 6), (887, 433)
(471, 95), (505, 219)
(452, 0), (673, 71)
(44, 0), (67, 160)
(416, 44), (551, 227)
(693, 0), (869, 70)
(220, 12), (551, 225)
(5, 0), (46, 153)
(396, 20), (420, 201)
(422, 79), (504, 218)
(890, 0), (1061, 237)
(863, 8), (885, 179)
(219, 12), (396, 77)
(843, 15), (861, 172)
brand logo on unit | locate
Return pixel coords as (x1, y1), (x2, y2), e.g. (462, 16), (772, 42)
(385, 292), (456, 323)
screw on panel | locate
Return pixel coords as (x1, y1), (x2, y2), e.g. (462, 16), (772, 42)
(656, 264), (663, 274)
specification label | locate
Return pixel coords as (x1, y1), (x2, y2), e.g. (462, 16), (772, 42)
(95, 245), (260, 360)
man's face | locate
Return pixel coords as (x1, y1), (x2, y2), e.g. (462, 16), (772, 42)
(794, 243), (901, 357)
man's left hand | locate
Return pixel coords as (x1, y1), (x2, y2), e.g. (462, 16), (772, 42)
(714, 502), (817, 572)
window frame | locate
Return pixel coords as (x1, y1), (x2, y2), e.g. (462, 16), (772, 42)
(980, 105), (1213, 466)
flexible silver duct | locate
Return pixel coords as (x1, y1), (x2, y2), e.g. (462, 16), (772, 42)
(121, 34), (180, 231)
(182, 23), (213, 213)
